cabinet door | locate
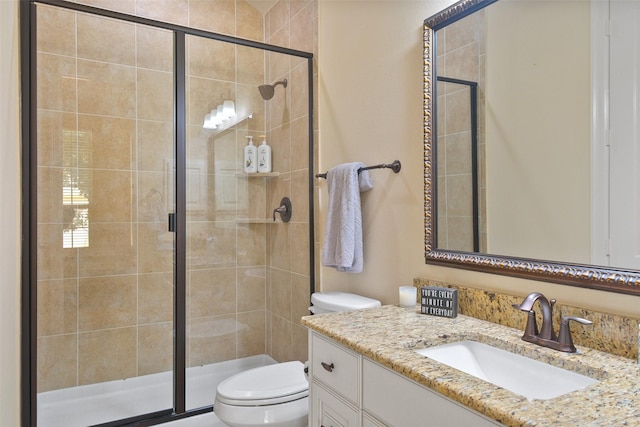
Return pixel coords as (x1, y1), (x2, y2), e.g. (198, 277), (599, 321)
(310, 381), (360, 427)
(362, 413), (387, 427)
(363, 359), (502, 427)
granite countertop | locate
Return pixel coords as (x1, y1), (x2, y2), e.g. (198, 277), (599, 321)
(302, 305), (640, 426)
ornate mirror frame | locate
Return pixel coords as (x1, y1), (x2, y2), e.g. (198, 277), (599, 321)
(423, 0), (640, 296)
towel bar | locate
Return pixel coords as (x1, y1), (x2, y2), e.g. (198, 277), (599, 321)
(315, 160), (401, 179)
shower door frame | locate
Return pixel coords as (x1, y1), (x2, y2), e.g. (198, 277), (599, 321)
(19, 1), (315, 425)
(433, 75), (480, 253)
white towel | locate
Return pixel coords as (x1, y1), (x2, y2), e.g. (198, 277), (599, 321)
(322, 162), (373, 273)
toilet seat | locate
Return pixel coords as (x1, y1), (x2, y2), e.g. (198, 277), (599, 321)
(215, 361), (308, 407)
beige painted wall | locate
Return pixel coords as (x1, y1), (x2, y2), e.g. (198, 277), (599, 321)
(317, 0), (640, 318)
(0, 0), (21, 425)
(317, 0), (454, 304)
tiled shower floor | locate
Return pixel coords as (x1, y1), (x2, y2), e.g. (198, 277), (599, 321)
(37, 355), (275, 427)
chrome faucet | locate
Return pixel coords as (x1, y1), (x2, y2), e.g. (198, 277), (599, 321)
(513, 292), (592, 353)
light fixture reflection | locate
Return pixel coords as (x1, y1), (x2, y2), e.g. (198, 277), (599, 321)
(223, 100), (236, 119)
(202, 100), (236, 129)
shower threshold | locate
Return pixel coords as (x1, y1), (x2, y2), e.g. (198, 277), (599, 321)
(37, 354), (275, 427)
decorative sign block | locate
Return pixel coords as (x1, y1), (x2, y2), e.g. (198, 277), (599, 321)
(420, 287), (458, 318)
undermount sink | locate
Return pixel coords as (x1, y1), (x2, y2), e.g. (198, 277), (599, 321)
(415, 340), (598, 400)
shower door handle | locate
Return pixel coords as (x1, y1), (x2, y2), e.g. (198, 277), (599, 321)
(168, 213), (176, 232)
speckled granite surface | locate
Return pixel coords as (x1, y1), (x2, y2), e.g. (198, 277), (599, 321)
(302, 305), (640, 426)
(414, 278), (640, 360)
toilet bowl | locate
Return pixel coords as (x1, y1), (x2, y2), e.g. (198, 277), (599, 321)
(213, 292), (381, 426)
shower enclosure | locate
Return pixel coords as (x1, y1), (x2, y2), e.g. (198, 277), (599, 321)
(21, 1), (314, 425)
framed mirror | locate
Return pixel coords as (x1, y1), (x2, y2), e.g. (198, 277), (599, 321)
(423, 0), (640, 295)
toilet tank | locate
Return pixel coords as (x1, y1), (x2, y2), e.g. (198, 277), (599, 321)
(310, 292), (381, 314)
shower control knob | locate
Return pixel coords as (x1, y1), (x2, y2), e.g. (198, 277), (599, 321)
(272, 197), (292, 222)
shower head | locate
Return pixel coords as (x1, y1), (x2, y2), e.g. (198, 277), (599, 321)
(258, 79), (288, 101)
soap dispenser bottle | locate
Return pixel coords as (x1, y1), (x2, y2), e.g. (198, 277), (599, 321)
(244, 136), (257, 173)
(257, 135), (272, 173)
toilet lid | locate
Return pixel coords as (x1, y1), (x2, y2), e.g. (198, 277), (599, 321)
(216, 361), (308, 406)
(311, 292), (381, 312)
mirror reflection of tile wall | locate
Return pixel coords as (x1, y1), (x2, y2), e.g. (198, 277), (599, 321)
(435, 10), (487, 253)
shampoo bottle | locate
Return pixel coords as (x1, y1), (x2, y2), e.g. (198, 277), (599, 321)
(257, 135), (272, 173)
(244, 136), (257, 173)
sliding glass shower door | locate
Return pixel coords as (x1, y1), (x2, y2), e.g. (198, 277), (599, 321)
(183, 34), (271, 410)
(35, 4), (176, 425)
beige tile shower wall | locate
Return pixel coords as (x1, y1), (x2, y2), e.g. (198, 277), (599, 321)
(37, 4), (177, 391)
(36, 0), (267, 392)
(264, 0), (317, 364)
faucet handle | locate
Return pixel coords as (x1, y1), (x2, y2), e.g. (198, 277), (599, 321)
(558, 316), (592, 353)
(563, 316), (592, 325)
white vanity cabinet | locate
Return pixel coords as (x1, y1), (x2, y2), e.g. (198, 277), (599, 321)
(308, 331), (503, 427)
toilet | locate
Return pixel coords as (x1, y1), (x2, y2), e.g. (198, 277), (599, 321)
(214, 292), (381, 426)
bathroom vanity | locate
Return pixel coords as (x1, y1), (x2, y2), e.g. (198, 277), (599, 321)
(309, 331), (500, 426)
(302, 305), (640, 426)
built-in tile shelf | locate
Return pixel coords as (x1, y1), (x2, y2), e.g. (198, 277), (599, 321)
(235, 218), (280, 224)
(236, 172), (280, 178)
(236, 172), (281, 223)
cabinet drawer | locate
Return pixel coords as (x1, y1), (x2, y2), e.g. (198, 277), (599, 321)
(311, 333), (360, 404)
